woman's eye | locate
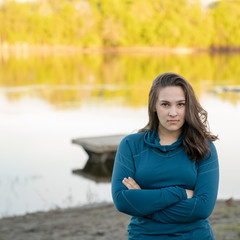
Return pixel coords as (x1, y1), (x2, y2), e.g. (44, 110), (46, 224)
(178, 103), (185, 107)
(161, 103), (169, 107)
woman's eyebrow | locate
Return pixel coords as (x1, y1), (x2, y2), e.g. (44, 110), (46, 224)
(159, 100), (185, 102)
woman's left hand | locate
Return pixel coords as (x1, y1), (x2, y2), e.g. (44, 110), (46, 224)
(122, 177), (141, 189)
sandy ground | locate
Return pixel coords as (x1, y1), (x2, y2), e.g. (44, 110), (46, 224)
(0, 200), (240, 240)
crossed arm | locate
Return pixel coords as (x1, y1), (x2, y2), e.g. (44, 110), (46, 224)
(122, 177), (194, 199)
(111, 138), (219, 223)
(147, 150), (219, 223)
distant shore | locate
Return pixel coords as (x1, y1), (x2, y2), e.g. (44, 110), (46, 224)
(0, 200), (240, 240)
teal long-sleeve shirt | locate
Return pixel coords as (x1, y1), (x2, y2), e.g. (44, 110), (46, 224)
(111, 130), (219, 239)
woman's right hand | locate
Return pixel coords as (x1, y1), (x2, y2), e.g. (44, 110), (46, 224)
(186, 189), (194, 199)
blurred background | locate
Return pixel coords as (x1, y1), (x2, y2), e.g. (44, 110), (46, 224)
(0, 0), (240, 218)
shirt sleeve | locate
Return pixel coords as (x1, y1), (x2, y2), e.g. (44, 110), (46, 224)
(148, 142), (219, 223)
(111, 136), (188, 217)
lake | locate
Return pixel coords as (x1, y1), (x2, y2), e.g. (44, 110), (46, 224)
(0, 52), (240, 218)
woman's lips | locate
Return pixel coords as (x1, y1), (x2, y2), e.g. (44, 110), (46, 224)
(168, 120), (179, 124)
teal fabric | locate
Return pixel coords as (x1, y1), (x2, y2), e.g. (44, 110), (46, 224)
(111, 130), (219, 239)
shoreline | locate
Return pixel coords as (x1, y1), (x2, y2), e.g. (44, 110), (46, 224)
(0, 200), (240, 240)
(1, 44), (240, 59)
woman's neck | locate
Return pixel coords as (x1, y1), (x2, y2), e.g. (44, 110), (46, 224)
(158, 129), (181, 146)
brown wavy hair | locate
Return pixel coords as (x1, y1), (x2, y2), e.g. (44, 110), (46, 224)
(139, 72), (218, 161)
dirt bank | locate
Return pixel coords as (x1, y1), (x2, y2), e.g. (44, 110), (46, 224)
(0, 200), (239, 240)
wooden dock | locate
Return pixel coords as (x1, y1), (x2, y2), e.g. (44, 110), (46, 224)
(72, 134), (126, 163)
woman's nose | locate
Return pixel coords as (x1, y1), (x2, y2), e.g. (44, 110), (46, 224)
(169, 107), (177, 116)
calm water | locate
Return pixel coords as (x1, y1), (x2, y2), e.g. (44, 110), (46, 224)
(1, 52), (240, 218)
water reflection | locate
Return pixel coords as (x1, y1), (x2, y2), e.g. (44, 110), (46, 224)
(1, 53), (240, 107)
(73, 160), (114, 183)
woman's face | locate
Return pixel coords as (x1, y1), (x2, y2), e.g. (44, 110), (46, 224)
(155, 86), (186, 136)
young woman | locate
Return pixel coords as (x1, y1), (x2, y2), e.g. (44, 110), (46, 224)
(111, 72), (219, 240)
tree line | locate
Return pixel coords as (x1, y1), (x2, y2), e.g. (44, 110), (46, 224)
(0, 0), (240, 49)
